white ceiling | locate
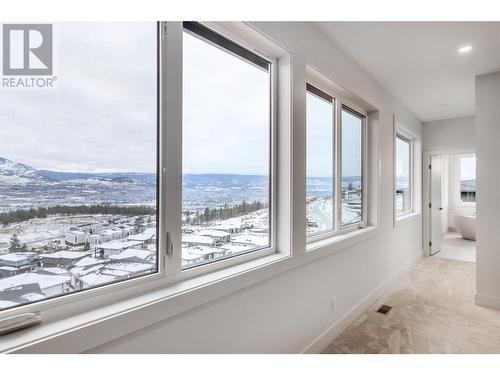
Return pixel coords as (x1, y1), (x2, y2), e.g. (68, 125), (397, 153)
(315, 22), (500, 122)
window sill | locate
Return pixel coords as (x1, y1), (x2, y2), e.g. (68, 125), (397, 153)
(455, 203), (476, 208)
(0, 227), (381, 353)
(0, 250), (292, 353)
(395, 211), (421, 225)
(306, 226), (378, 255)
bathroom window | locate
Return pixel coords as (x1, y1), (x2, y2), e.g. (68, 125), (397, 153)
(459, 155), (476, 203)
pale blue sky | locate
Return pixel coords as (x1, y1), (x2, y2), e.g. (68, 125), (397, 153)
(306, 92), (364, 178)
(396, 136), (410, 184)
(306, 91), (333, 178)
(460, 156), (476, 181)
(0, 23), (157, 173)
(182, 31), (270, 175)
(341, 109), (363, 178)
(1, 23), (366, 177)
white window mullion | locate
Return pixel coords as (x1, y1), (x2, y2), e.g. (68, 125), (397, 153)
(335, 100), (342, 231)
(161, 21), (184, 277)
(289, 55), (307, 256)
(335, 100), (343, 232)
(362, 115), (368, 226)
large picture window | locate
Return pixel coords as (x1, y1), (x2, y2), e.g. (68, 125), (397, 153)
(395, 133), (412, 216)
(182, 22), (272, 269)
(306, 84), (334, 235)
(0, 23), (158, 311)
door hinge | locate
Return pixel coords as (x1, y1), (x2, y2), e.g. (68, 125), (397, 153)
(429, 241), (432, 247)
(428, 164), (432, 170)
(429, 203), (432, 208)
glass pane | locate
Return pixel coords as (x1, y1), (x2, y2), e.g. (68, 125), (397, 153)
(0, 23), (158, 311)
(460, 156), (476, 203)
(341, 108), (364, 225)
(396, 135), (412, 215)
(306, 91), (334, 235)
(182, 29), (271, 269)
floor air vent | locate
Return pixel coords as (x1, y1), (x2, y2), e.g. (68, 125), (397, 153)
(376, 304), (392, 315)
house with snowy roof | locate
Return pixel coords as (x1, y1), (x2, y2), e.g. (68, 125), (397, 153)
(70, 258), (155, 290)
(40, 251), (89, 269)
(95, 240), (143, 258)
(0, 252), (39, 277)
(0, 271), (71, 302)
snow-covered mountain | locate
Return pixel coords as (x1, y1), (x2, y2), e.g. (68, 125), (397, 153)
(0, 157), (43, 183)
(0, 157), (157, 213)
(0, 157), (155, 186)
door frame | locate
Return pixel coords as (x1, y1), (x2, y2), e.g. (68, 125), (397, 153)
(422, 148), (475, 256)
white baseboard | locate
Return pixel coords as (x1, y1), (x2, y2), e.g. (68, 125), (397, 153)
(300, 252), (421, 354)
(474, 292), (500, 310)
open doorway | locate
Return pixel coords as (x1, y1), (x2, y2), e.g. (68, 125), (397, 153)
(423, 151), (476, 262)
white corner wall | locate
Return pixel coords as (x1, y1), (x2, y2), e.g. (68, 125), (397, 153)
(86, 22), (423, 354)
(475, 72), (500, 309)
(423, 116), (475, 152)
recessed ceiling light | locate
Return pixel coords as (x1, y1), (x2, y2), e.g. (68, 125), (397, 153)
(458, 45), (473, 54)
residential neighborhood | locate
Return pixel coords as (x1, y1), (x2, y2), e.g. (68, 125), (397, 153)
(0, 213), (158, 309)
(0, 205), (271, 308)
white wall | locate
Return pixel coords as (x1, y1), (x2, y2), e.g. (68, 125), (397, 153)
(475, 72), (500, 309)
(423, 116), (475, 152)
(85, 22), (423, 353)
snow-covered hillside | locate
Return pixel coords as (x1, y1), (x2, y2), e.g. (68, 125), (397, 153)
(0, 157), (43, 184)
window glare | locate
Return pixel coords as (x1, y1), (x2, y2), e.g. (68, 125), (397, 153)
(306, 91), (334, 235)
(341, 109), (363, 225)
(182, 28), (271, 269)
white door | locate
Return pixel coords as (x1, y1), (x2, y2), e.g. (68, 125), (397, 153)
(429, 155), (443, 255)
(440, 156), (449, 234)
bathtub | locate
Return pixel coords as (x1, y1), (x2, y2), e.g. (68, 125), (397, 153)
(454, 214), (476, 241)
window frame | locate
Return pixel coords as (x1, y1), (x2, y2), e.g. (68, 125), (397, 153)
(0, 22), (166, 319)
(394, 132), (414, 217)
(339, 105), (368, 230)
(305, 83), (336, 238)
(178, 21), (277, 274)
(305, 80), (369, 245)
